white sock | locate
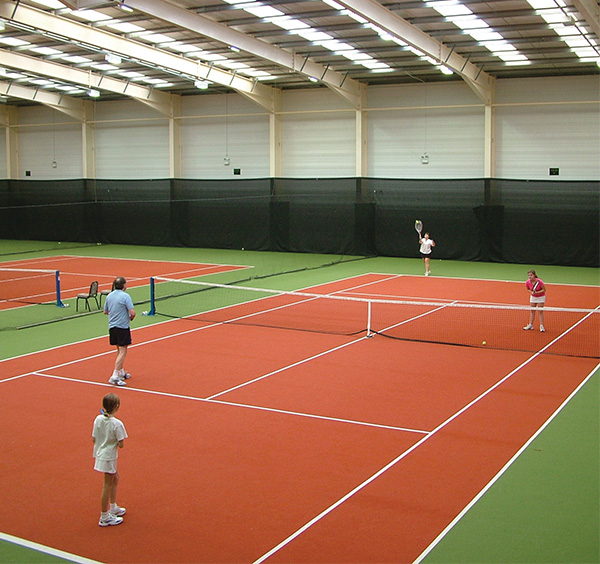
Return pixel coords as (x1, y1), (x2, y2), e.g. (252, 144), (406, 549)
(110, 503), (117, 511)
(101, 511), (109, 518)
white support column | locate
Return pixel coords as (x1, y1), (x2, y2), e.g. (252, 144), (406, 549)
(82, 100), (95, 179)
(0, 105), (19, 179)
(355, 83), (368, 177)
(169, 94), (182, 179)
(483, 77), (497, 179)
(270, 88), (282, 178)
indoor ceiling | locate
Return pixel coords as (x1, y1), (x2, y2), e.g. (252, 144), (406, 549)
(0, 0), (598, 107)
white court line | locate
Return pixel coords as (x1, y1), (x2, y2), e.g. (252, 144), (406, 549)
(0, 532), (102, 564)
(413, 360), (600, 564)
(29, 372), (428, 435)
(251, 317), (597, 564)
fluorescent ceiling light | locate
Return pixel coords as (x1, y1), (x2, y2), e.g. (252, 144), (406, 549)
(29, 0), (65, 8)
(90, 63), (119, 71)
(194, 80), (210, 89)
(29, 46), (63, 56)
(60, 55), (92, 64)
(103, 21), (144, 33)
(244, 6), (284, 18)
(166, 42), (202, 53)
(220, 61), (250, 69)
(242, 69), (271, 77)
(119, 3), (134, 13)
(317, 40), (355, 51)
(87, 89), (100, 97)
(296, 30), (333, 42)
(480, 41), (517, 52)
(468, 29), (504, 41)
(72, 10), (112, 22)
(434, 4), (473, 16)
(0, 37), (30, 47)
(339, 51), (373, 61)
(449, 16), (489, 29)
(195, 53), (227, 61)
(137, 33), (176, 44)
(266, 17), (310, 30)
(528, 0), (557, 7)
(116, 70), (145, 78)
(322, 0), (345, 9)
(439, 66), (454, 75)
(29, 78), (54, 86)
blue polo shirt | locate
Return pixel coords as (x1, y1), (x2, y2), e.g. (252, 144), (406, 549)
(104, 289), (134, 329)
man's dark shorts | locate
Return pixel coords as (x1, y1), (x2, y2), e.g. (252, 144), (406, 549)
(109, 326), (132, 347)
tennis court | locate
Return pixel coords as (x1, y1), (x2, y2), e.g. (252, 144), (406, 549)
(1, 244), (598, 564)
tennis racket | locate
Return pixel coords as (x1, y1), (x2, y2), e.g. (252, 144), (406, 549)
(415, 220), (423, 237)
(532, 280), (540, 293)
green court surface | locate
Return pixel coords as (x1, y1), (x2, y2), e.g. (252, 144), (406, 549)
(1, 240), (598, 564)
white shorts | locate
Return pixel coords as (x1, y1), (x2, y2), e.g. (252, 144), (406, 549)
(94, 458), (117, 474)
(530, 295), (546, 305)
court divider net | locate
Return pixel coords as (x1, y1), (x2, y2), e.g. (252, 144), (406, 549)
(149, 277), (599, 358)
(0, 267), (64, 307)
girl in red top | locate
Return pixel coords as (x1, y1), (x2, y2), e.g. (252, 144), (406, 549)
(523, 269), (546, 332)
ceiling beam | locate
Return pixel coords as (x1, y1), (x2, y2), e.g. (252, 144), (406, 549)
(123, 0), (363, 108)
(336, 0), (495, 103)
(569, 0), (600, 39)
(0, 2), (276, 111)
(0, 79), (85, 120)
(0, 49), (174, 115)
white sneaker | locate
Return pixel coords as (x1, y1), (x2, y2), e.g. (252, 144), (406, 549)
(110, 506), (126, 517)
(119, 371), (131, 380)
(540, 325), (545, 332)
(523, 324), (534, 330)
(99, 513), (123, 527)
(425, 272), (430, 276)
(108, 375), (127, 386)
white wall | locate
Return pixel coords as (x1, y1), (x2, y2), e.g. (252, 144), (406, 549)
(1, 75), (598, 181)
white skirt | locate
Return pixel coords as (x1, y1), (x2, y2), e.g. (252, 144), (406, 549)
(530, 295), (546, 304)
(94, 458), (117, 474)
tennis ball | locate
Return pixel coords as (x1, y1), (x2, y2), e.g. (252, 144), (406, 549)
(482, 340), (487, 346)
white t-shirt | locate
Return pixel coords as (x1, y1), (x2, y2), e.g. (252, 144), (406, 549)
(92, 414), (128, 461)
(420, 239), (434, 255)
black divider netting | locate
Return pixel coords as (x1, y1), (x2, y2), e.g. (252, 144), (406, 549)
(172, 179), (272, 250)
(368, 178), (485, 260)
(494, 179), (599, 267)
(150, 277), (599, 358)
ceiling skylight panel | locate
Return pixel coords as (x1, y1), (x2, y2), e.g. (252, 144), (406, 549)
(0, 37), (31, 47)
(103, 21), (145, 33)
(28, 46), (63, 56)
(71, 10), (112, 23)
(244, 5), (284, 18)
(136, 32), (176, 44)
(28, 0), (65, 8)
(322, 0), (345, 9)
(166, 42), (203, 54)
(339, 51), (373, 61)
(296, 30), (333, 42)
(220, 61), (250, 69)
(266, 17), (310, 31)
(317, 40), (355, 51)
(193, 52), (228, 62)
(449, 16), (490, 30)
(60, 55), (92, 64)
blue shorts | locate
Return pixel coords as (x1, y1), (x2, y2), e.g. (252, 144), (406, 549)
(109, 327), (132, 347)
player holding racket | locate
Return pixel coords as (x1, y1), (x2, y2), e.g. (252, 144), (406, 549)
(419, 232), (436, 276)
(523, 269), (546, 332)
(104, 276), (136, 386)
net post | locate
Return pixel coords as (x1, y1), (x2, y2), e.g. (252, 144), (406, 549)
(366, 299), (373, 337)
(55, 270), (67, 308)
(145, 277), (156, 316)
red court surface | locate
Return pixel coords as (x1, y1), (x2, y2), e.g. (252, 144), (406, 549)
(0, 255), (248, 310)
(1, 274), (598, 563)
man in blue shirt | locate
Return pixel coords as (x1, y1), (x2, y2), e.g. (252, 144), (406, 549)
(104, 277), (136, 386)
